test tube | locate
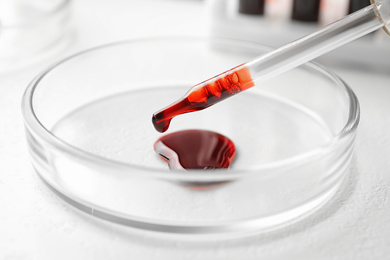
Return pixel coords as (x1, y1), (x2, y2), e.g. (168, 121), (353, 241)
(291, 0), (321, 22)
(349, 0), (371, 13)
(239, 0), (266, 15)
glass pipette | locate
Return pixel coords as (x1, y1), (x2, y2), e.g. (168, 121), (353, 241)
(152, 0), (390, 133)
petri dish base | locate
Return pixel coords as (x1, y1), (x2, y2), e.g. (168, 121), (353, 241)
(22, 37), (359, 237)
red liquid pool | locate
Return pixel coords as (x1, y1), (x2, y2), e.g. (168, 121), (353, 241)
(154, 130), (236, 170)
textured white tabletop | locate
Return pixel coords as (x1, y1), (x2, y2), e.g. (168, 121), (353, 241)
(1, 0), (389, 259)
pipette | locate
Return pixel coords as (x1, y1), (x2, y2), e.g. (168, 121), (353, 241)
(152, 0), (390, 133)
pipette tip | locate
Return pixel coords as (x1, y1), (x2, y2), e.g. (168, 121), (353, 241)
(152, 113), (171, 133)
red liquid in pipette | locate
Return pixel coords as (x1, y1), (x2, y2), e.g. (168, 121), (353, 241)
(152, 65), (254, 133)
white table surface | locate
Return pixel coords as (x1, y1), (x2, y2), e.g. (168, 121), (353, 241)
(1, 0), (389, 259)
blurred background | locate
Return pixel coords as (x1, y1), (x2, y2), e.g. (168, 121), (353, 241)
(1, 0), (389, 259)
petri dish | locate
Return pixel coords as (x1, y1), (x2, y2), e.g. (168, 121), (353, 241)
(22, 37), (360, 237)
(0, 0), (72, 72)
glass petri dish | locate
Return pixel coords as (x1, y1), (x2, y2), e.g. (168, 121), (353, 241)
(0, 0), (72, 72)
(22, 37), (359, 237)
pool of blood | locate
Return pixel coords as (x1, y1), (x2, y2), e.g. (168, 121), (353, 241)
(154, 130), (236, 170)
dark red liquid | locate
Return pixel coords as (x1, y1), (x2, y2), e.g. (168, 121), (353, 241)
(152, 65), (254, 133)
(154, 130), (236, 170)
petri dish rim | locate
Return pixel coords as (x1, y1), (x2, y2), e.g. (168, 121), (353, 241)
(21, 36), (360, 180)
